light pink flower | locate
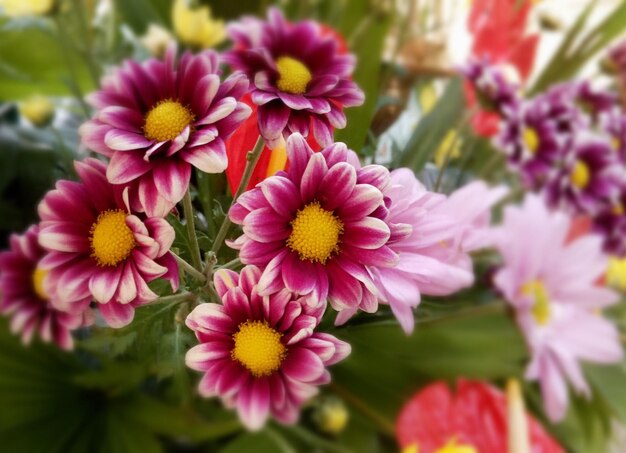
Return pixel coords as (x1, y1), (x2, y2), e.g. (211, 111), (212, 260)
(229, 133), (398, 313)
(0, 225), (92, 349)
(37, 158), (179, 328)
(185, 265), (350, 430)
(493, 194), (623, 421)
(365, 169), (508, 333)
(79, 47), (250, 217)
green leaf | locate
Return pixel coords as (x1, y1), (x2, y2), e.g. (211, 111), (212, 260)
(333, 7), (393, 150)
(0, 20), (94, 100)
(531, 0), (626, 93)
(328, 305), (527, 432)
(396, 78), (465, 172)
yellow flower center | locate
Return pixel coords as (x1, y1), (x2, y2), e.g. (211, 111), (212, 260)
(522, 127), (539, 154)
(232, 320), (286, 377)
(613, 202), (625, 216)
(612, 136), (621, 151)
(90, 210), (136, 267)
(570, 160), (590, 189)
(32, 266), (49, 300)
(402, 439), (477, 453)
(286, 202), (344, 264)
(144, 100), (194, 142)
(276, 56), (312, 95)
(522, 279), (550, 325)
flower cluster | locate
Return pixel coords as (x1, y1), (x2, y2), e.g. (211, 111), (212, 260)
(2, 5), (625, 443)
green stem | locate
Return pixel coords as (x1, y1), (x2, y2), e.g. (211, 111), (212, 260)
(284, 425), (351, 453)
(182, 189), (203, 271)
(328, 382), (396, 437)
(210, 136), (265, 255)
(219, 257), (242, 270)
(173, 253), (206, 284)
(153, 291), (195, 305)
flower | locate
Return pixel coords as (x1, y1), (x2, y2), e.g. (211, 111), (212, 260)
(592, 182), (626, 256)
(140, 24), (175, 58)
(172, 0), (226, 48)
(369, 169), (507, 333)
(0, 0), (55, 17)
(185, 265), (350, 430)
(396, 380), (563, 453)
(0, 225), (91, 349)
(492, 194), (623, 421)
(37, 158), (179, 328)
(79, 48), (250, 217)
(601, 107), (626, 164)
(229, 134), (397, 313)
(224, 8), (364, 149)
(496, 83), (588, 188)
(543, 134), (624, 215)
(19, 95), (54, 127)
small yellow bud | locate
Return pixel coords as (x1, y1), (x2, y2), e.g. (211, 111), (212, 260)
(140, 24), (174, 58)
(434, 130), (462, 168)
(314, 397), (349, 435)
(0, 0), (55, 17)
(607, 257), (626, 292)
(19, 95), (54, 127)
(172, 0), (226, 48)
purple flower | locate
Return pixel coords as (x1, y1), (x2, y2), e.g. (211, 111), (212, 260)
(229, 134), (397, 314)
(592, 182), (626, 256)
(224, 8), (364, 149)
(496, 83), (588, 188)
(492, 194), (623, 421)
(79, 48), (250, 217)
(185, 266), (350, 430)
(543, 134), (625, 215)
(463, 58), (521, 113)
(0, 225), (92, 349)
(37, 159), (180, 328)
(600, 107), (626, 164)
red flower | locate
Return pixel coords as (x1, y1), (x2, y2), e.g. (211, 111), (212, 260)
(396, 380), (563, 453)
(466, 0), (539, 137)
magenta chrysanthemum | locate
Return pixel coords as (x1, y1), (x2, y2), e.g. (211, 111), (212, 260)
(0, 225), (92, 349)
(225, 8), (364, 148)
(185, 265), (350, 430)
(229, 134), (397, 313)
(492, 194), (623, 421)
(79, 48), (251, 217)
(37, 158), (180, 328)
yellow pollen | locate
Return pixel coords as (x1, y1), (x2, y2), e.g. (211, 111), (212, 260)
(522, 280), (550, 325)
(286, 202), (344, 264)
(90, 210), (136, 267)
(612, 136), (621, 151)
(570, 160), (590, 189)
(32, 266), (49, 300)
(232, 320), (286, 377)
(522, 127), (540, 154)
(613, 202), (625, 216)
(276, 56), (312, 95)
(144, 100), (194, 142)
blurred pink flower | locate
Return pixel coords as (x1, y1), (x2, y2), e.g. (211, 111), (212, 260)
(0, 225), (92, 349)
(37, 159), (179, 328)
(493, 194), (623, 421)
(368, 169), (507, 333)
(185, 265), (350, 430)
(79, 47), (250, 217)
(229, 134), (397, 313)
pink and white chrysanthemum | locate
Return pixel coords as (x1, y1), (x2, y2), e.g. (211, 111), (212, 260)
(229, 134), (398, 313)
(225, 8), (364, 149)
(492, 194), (623, 421)
(0, 225), (92, 349)
(185, 265), (350, 430)
(79, 48), (250, 217)
(365, 169), (508, 333)
(37, 158), (179, 328)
